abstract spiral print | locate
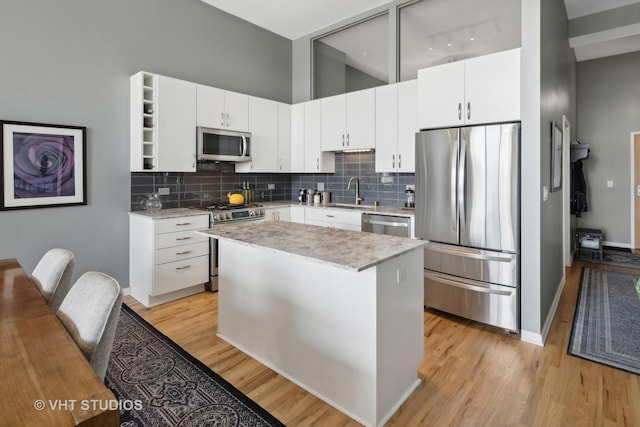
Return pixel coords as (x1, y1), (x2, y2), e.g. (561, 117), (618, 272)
(13, 132), (76, 198)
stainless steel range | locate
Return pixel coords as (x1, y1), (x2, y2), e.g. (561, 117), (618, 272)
(193, 203), (265, 291)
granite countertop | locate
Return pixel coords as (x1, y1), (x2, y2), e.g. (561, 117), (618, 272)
(129, 208), (208, 219)
(260, 200), (415, 217)
(197, 221), (425, 272)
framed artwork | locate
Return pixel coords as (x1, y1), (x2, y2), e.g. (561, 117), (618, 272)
(550, 120), (563, 192)
(1, 120), (86, 210)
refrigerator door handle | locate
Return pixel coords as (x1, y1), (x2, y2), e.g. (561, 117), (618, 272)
(425, 271), (513, 296)
(426, 242), (515, 262)
(458, 133), (467, 233)
(450, 133), (458, 232)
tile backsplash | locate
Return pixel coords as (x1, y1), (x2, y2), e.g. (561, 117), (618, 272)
(130, 153), (414, 211)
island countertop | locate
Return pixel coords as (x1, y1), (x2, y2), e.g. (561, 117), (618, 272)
(197, 221), (425, 272)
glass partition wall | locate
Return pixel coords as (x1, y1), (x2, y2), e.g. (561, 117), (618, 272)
(311, 0), (521, 97)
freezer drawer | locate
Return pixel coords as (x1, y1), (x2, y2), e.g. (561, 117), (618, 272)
(424, 242), (518, 287)
(424, 271), (519, 332)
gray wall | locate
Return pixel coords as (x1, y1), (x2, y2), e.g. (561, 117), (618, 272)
(575, 52), (640, 245)
(0, 0), (291, 287)
(520, 0), (576, 337)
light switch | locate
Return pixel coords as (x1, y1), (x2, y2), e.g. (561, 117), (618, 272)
(542, 186), (548, 201)
(317, 182), (325, 191)
(607, 180), (614, 188)
(637, 185), (640, 197)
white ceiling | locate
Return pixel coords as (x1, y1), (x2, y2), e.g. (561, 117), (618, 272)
(202, 0), (640, 64)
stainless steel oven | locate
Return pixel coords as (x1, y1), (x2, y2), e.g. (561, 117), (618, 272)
(195, 204), (265, 291)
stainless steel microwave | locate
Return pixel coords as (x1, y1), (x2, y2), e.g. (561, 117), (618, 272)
(197, 127), (251, 162)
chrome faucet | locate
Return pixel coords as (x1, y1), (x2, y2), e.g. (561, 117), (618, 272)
(347, 177), (363, 205)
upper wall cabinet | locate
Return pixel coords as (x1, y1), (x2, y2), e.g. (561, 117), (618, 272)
(130, 72), (197, 172)
(290, 103), (305, 173)
(417, 48), (520, 129)
(305, 100), (335, 173)
(375, 80), (418, 173)
(321, 88), (376, 151)
(236, 98), (291, 173)
(196, 85), (249, 132)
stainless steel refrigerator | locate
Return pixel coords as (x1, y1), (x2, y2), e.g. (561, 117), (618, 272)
(415, 123), (520, 332)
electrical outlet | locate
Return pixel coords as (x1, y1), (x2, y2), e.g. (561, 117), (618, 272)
(317, 182), (325, 191)
(607, 180), (614, 188)
(397, 267), (408, 283)
(267, 183), (275, 190)
(158, 187), (170, 195)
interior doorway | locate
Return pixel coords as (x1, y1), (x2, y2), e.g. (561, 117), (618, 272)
(631, 132), (640, 250)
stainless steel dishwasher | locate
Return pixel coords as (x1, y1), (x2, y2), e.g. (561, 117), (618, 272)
(361, 213), (411, 238)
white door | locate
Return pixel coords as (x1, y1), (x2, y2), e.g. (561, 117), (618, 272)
(157, 76), (196, 172)
(397, 79), (418, 173)
(290, 103), (305, 173)
(223, 91), (249, 131)
(417, 61), (464, 129)
(346, 88), (376, 150)
(196, 84), (225, 128)
(321, 94), (346, 151)
(237, 96), (277, 172)
(375, 83), (398, 173)
(464, 48), (520, 125)
(277, 103), (292, 172)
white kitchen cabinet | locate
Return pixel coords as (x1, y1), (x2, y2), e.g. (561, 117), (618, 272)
(304, 207), (361, 231)
(264, 206), (291, 222)
(130, 72), (197, 172)
(304, 100), (335, 173)
(418, 48), (520, 129)
(196, 84), (249, 131)
(129, 213), (209, 307)
(237, 99), (292, 173)
(277, 103), (292, 172)
(321, 88), (376, 151)
(290, 103), (305, 173)
(236, 96), (278, 173)
(290, 205), (305, 223)
(375, 80), (418, 173)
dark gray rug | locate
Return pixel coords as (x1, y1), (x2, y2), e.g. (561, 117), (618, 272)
(575, 248), (640, 269)
(568, 268), (640, 375)
(105, 304), (285, 426)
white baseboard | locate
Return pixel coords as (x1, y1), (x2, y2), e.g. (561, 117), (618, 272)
(122, 286), (131, 296)
(520, 275), (566, 347)
(603, 241), (631, 249)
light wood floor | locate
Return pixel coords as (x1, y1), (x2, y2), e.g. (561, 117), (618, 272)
(124, 258), (640, 426)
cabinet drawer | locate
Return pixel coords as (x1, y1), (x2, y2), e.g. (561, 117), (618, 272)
(154, 241), (209, 265)
(154, 230), (209, 249)
(154, 215), (208, 234)
(152, 255), (208, 296)
(305, 208), (361, 227)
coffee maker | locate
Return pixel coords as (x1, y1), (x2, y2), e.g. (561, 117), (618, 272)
(298, 189), (306, 203)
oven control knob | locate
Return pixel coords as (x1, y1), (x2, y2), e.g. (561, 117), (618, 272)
(248, 210), (255, 217)
(212, 214), (219, 221)
(225, 213), (231, 220)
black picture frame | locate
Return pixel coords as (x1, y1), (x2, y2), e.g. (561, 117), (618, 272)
(550, 120), (562, 192)
(1, 120), (87, 210)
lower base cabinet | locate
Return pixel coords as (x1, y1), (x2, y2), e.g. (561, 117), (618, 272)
(129, 213), (209, 307)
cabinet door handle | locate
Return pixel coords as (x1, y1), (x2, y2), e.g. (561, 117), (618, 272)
(175, 222), (191, 226)
(220, 112), (225, 127)
(326, 214), (335, 218)
(316, 158), (319, 170)
(342, 134), (345, 147)
(226, 113), (230, 127)
(176, 236), (191, 241)
(458, 102), (462, 120)
(279, 158), (282, 170)
(467, 102), (471, 120)
(176, 250), (191, 255)
(398, 153), (402, 169)
(192, 155), (195, 169)
(175, 265), (191, 270)
(392, 154), (395, 169)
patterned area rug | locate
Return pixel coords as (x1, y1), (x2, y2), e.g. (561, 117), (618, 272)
(568, 268), (640, 375)
(105, 304), (285, 426)
(575, 248), (640, 269)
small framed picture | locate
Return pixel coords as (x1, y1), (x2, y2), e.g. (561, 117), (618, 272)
(1, 120), (87, 210)
(550, 121), (562, 192)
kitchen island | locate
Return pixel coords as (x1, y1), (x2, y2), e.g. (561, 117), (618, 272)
(198, 221), (425, 427)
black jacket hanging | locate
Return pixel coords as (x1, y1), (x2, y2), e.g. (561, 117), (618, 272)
(571, 159), (587, 217)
